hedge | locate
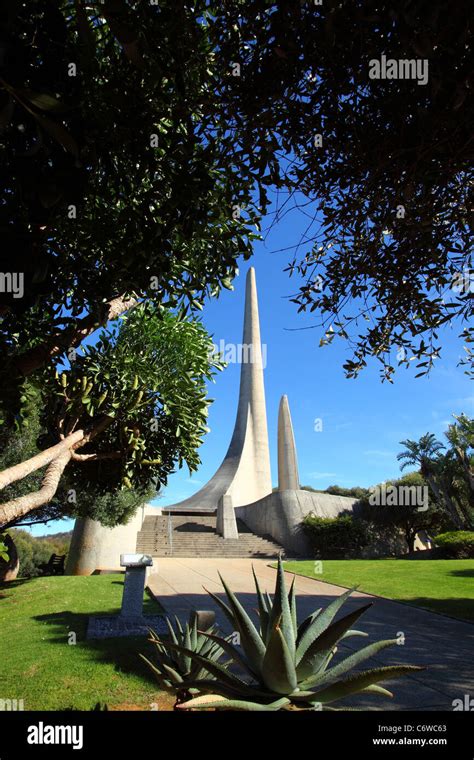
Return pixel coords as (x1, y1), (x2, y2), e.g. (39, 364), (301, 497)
(434, 531), (474, 559)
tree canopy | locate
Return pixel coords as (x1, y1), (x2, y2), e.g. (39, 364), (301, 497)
(0, 305), (222, 527)
(1, 0), (471, 423)
(0, 1), (472, 529)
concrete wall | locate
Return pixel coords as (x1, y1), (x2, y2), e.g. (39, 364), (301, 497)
(236, 490), (358, 557)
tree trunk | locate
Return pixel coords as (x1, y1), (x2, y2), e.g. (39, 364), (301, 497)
(455, 446), (474, 494)
(0, 533), (19, 581)
(405, 529), (416, 553)
(425, 472), (463, 529)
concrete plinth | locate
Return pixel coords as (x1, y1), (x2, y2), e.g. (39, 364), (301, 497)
(120, 566), (147, 618)
(216, 494), (238, 539)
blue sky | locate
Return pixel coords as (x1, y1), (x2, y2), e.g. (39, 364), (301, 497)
(30, 201), (473, 535)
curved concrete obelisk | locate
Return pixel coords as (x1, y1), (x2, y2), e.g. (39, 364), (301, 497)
(66, 267), (272, 573)
(161, 266), (272, 511)
(277, 395), (300, 490)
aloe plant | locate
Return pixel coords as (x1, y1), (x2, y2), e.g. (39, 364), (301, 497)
(140, 615), (227, 695)
(160, 559), (422, 710)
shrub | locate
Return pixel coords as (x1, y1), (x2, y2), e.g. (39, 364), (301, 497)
(434, 531), (474, 559)
(302, 514), (370, 558)
(6, 529), (70, 577)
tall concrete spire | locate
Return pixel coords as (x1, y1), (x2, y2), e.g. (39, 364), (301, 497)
(66, 267), (273, 573)
(161, 265), (273, 510)
(277, 395), (300, 491)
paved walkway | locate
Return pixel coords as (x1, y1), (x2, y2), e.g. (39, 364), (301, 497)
(147, 558), (474, 711)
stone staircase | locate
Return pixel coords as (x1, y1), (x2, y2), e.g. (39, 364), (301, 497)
(136, 514), (284, 558)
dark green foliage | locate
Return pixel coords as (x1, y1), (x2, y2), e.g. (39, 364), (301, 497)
(5, 528), (70, 578)
(300, 485), (368, 499)
(325, 485), (369, 500)
(357, 472), (451, 553)
(0, 0), (264, 423)
(141, 616), (226, 694)
(434, 531), (474, 559)
(398, 429), (473, 529)
(1, 306), (221, 528)
(1, 0), (471, 431)
(40, 304), (222, 495)
(302, 514), (371, 559)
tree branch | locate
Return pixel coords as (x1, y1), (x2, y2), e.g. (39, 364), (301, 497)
(70, 450), (122, 462)
(0, 429), (85, 491)
(0, 450), (71, 527)
(13, 295), (138, 376)
(0, 415), (113, 491)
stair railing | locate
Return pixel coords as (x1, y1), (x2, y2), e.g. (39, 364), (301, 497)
(167, 512), (173, 555)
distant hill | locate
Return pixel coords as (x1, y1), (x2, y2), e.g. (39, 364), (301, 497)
(36, 531), (72, 543)
(7, 529), (72, 578)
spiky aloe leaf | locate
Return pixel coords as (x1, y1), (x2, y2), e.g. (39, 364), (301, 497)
(181, 677), (279, 702)
(295, 587), (356, 665)
(265, 590), (273, 610)
(177, 695), (291, 711)
(174, 615), (184, 636)
(217, 572), (266, 673)
(261, 624), (298, 695)
(159, 640), (253, 692)
(296, 610), (321, 646)
(204, 587), (236, 629)
(310, 665), (423, 704)
(161, 661), (185, 685)
(182, 624), (192, 674)
(320, 638), (398, 686)
(300, 638), (398, 689)
(197, 630), (257, 678)
(266, 558), (295, 657)
(165, 617), (179, 647)
(138, 654), (174, 691)
(360, 684), (393, 698)
(341, 629), (369, 640)
(296, 603), (372, 680)
(252, 565), (270, 640)
(288, 577), (298, 639)
(190, 616), (198, 651)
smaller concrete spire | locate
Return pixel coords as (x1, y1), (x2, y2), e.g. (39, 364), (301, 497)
(277, 395), (300, 491)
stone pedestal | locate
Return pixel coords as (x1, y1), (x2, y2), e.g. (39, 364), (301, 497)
(86, 553), (168, 639)
(120, 566), (148, 619)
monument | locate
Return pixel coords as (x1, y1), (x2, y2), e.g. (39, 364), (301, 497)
(66, 267), (357, 573)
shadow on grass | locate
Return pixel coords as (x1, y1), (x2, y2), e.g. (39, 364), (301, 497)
(406, 597), (474, 623)
(33, 607), (164, 685)
(448, 568), (474, 578)
(0, 576), (39, 590)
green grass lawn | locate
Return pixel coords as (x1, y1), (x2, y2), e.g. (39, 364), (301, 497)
(0, 574), (174, 711)
(282, 560), (474, 622)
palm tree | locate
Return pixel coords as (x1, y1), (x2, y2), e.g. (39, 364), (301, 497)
(397, 434), (463, 528)
(435, 451), (473, 529)
(445, 414), (474, 496)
